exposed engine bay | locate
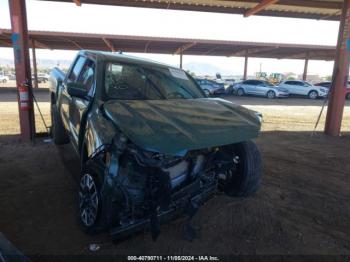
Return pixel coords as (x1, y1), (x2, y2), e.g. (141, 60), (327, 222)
(102, 133), (240, 241)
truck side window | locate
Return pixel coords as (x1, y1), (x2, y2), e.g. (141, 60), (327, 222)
(67, 56), (86, 83)
(77, 60), (95, 94)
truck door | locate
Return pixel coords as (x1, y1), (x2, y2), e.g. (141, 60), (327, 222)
(61, 56), (86, 130)
(69, 59), (95, 149)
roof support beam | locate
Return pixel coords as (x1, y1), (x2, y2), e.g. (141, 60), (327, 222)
(0, 39), (12, 47)
(61, 37), (83, 49)
(102, 38), (115, 52)
(230, 46), (279, 57)
(201, 47), (218, 56)
(318, 10), (342, 20)
(280, 51), (310, 59)
(30, 39), (50, 49)
(280, 50), (334, 60)
(174, 42), (196, 55)
(244, 0), (279, 17)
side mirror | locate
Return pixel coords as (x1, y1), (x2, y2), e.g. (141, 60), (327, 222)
(67, 82), (88, 98)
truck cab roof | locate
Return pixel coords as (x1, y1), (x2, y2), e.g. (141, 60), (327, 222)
(80, 50), (176, 69)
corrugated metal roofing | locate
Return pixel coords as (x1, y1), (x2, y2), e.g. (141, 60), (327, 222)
(39, 0), (344, 20)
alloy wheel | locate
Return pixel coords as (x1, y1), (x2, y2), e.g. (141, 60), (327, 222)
(79, 174), (99, 227)
(267, 91), (276, 99)
(309, 91), (318, 99)
(237, 89), (244, 96)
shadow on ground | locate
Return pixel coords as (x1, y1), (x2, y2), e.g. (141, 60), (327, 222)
(0, 131), (349, 257)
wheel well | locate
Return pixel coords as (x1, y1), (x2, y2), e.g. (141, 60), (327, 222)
(308, 90), (318, 95)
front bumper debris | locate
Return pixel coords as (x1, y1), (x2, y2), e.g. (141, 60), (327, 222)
(109, 177), (217, 241)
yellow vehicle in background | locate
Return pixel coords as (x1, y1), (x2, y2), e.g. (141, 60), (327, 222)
(269, 73), (284, 85)
(255, 72), (284, 85)
(255, 72), (268, 81)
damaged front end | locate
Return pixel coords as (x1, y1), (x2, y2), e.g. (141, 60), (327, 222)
(97, 131), (241, 241)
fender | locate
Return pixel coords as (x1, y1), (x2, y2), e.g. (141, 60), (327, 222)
(82, 106), (116, 159)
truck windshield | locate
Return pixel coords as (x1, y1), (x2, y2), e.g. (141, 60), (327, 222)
(105, 62), (204, 100)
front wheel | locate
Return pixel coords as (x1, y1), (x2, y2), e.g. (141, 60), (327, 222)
(346, 93), (350, 100)
(266, 90), (276, 99)
(308, 90), (318, 99)
(79, 160), (119, 234)
(219, 141), (262, 197)
(237, 88), (245, 96)
(203, 89), (210, 97)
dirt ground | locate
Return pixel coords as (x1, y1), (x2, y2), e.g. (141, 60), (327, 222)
(0, 90), (350, 259)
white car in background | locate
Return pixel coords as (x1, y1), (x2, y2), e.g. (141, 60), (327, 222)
(278, 80), (328, 99)
(235, 79), (289, 99)
(0, 75), (9, 83)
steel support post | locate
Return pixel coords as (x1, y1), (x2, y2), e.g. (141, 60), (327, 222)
(325, 0), (350, 136)
(243, 54), (248, 80)
(9, 0), (35, 142)
(303, 52), (309, 81)
(180, 53), (183, 69)
(31, 40), (38, 89)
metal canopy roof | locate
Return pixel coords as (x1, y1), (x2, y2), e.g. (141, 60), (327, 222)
(39, 0), (344, 21)
(0, 28), (336, 60)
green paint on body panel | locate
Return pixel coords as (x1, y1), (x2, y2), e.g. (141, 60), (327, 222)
(103, 98), (261, 155)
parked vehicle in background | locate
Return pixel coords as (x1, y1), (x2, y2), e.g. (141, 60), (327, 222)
(269, 73), (284, 85)
(223, 78), (235, 86)
(314, 81), (331, 88)
(0, 74), (9, 83)
(225, 83), (237, 95)
(194, 78), (226, 96)
(279, 80), (328, 99)
(254, 72), (284, 85)
(5, 73), (16, 80)
(49, 50), (263, 240)
(32, 73), (49, 83)
(234, 79), (289, 99)
(315, 81), (350, 99)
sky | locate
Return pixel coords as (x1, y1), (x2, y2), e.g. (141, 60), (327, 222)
(0, 0), (341, 76)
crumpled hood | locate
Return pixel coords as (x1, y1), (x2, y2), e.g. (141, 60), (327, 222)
(103, 98), (261, 155)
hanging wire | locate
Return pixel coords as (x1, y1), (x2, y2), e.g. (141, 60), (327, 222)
(32, 92), (50, 135)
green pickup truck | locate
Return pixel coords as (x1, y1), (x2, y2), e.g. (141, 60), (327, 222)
(49, 50), (262, 241)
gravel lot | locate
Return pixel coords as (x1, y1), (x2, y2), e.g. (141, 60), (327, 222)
(0, 89), (349, 259)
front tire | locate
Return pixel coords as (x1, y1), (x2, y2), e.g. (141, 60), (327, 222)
(203, 89), (210, 97)
(237, 88), (245, 97)
(79, 159), (119, 234)
(220, 141), (262, 197)
(308, 90), (318, 99)
(346, 93), (350, 100)
(267, 90), (276, 99)
(51, 103), (69, 145)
